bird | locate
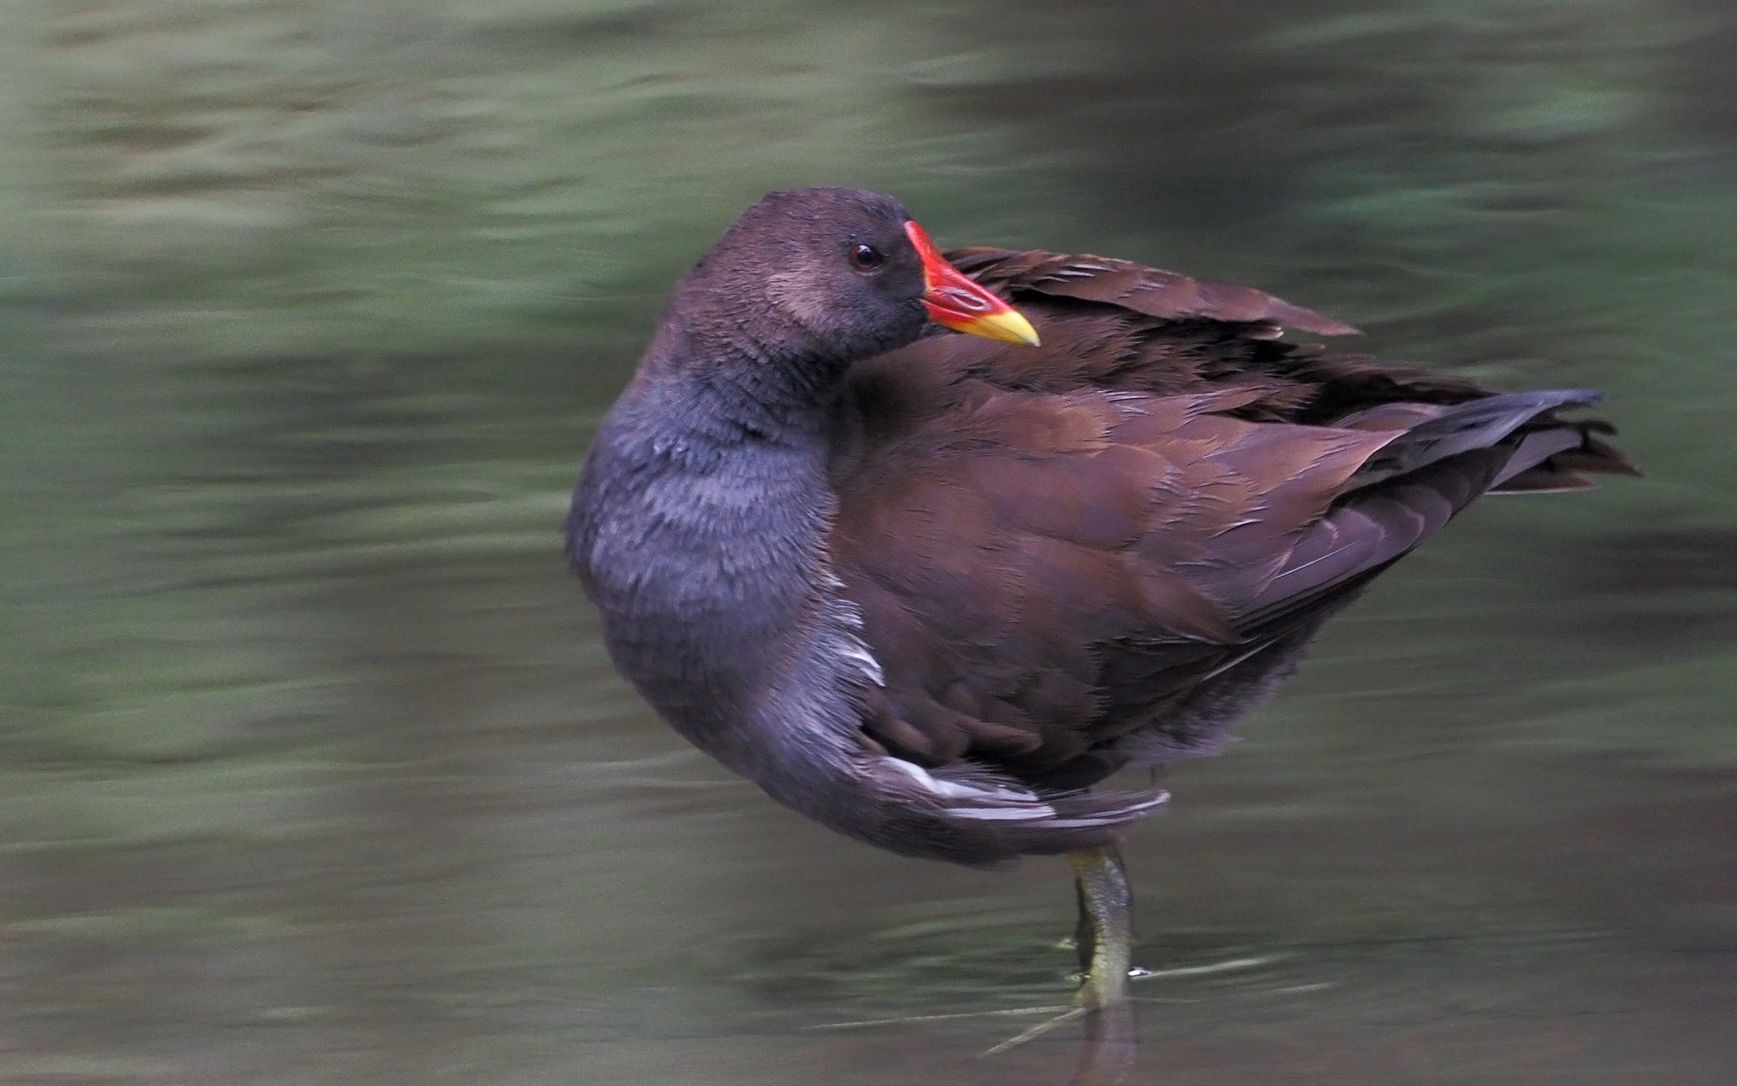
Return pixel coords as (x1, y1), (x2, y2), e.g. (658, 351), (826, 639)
(565, 186), (1635, 1012)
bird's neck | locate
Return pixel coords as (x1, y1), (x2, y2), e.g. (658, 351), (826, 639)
(638, 303), (849, 443)
(568, 334), (866, 775)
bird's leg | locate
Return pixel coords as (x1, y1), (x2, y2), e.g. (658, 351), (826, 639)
(979, 844), (1139, 1056)
(1069, 844), (1133, 1009)
(979, 844), (1136, 1058)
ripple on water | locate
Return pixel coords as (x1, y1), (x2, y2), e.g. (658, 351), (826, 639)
(699, 909), (1655, 1025)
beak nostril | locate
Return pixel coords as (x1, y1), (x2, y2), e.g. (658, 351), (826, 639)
(944, 289), (989, 313)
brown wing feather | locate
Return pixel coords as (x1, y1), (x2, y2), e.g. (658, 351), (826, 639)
(940, 245), (1633, 441)
(828, 246), (1635, 814)
(835, 385), (1378, 780)
(819, 248), (1632, 795)
(945, 247), (1361, 337)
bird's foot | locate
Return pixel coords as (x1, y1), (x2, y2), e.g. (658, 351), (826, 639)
(977, 962), (1145, 1058)
(978, 1005), (1088, 1058)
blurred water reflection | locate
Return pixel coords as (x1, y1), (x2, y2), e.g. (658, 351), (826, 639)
(2, 2), (1734, 1083)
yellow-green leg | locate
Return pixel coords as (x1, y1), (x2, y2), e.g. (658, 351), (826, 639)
(1069, 844), (1133, 1009)
(980, 843), (1137, 1060)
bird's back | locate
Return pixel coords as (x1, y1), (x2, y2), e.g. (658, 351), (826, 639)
(826, 247), (1636, 793)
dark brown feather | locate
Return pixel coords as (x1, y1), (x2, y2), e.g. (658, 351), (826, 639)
(828, 247), (1633, 799)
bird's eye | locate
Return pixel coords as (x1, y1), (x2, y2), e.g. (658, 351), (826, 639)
(848, 243), (884, 272)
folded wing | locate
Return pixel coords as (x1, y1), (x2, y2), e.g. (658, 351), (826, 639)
(826, 249), (1634, 854)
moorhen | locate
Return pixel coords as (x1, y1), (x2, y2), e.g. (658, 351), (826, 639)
(567, 187), (1633, 1010)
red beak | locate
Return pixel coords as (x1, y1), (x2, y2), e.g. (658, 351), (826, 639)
(903, 221), (1041, 346)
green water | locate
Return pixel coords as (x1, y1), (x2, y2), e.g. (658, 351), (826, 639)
(2, 2), (1733, 1083)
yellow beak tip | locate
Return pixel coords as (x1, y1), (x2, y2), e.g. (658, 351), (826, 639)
(958, 308), (1041, 347)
